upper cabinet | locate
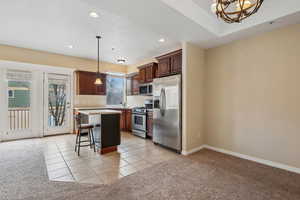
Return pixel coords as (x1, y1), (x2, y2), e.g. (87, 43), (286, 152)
(138, 67), (146, 84)
(126, 72), (139, 96)
(156, 49), (182, 78)
(132, 74), (140, 95)
(138, 62), (158, 83)
(76, 71), (106, 95)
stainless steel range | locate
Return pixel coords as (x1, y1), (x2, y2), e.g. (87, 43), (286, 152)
(132, 107), (147, 138)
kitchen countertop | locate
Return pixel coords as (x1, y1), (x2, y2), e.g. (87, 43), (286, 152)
(78, 109), (122, 115)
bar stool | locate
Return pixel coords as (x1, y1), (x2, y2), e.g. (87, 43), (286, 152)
(74, 113), (96, 156)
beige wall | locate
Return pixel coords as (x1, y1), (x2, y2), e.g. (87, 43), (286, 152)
(182, 42), (205, 153)
(0, 44), (127, 73)
(204, 23), (300, 168)
(0, 44), (127, 107)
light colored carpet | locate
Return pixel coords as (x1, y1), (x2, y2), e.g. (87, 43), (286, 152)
(1, 139), (300, 200)
(0, 140), (102, 200)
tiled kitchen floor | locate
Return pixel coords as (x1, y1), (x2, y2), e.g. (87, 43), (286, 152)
(43, 132), (179, 185)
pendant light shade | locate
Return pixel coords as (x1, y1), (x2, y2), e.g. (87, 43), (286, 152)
(94, 77), (102, 85)
(95, 35), (102, 85)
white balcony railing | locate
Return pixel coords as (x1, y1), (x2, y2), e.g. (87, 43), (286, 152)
(8, 108), (30, 130)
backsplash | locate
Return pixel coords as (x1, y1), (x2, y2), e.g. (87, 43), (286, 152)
(74, 95), (151, 108)
(74, 95), (106, 107)
(126, 96), (152, 107)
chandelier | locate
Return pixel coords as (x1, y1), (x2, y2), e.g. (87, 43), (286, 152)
(211, 0), (264, 23)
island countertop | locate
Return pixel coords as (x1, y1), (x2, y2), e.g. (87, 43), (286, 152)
(74, 106), (133, 110)
(78, 109), (121, 115)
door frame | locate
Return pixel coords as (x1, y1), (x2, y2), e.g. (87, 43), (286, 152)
(0, 60), (74, 141)
(43, 73), (72, 136)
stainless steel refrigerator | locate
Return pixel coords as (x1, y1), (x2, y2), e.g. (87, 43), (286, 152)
(153, 74), (181, 153)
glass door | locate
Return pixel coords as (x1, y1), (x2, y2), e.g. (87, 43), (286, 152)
(44, 73), (71, 136)
(2, 70), (36, 141)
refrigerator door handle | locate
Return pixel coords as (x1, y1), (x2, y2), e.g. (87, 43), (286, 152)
(160, 88), (166, 116)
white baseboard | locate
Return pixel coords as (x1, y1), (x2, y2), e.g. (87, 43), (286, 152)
(203, 145), (300, 175)
(181, 144), (300, 174)
(182, 145), (205, 155)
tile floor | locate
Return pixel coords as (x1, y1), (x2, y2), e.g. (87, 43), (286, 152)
(43, 132), (179, 185)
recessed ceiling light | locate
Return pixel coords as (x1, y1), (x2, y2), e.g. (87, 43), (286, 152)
(117, 59), (126, 64)
(66, 45), (73, 49)
(159, 38), (165, 43)
(89, 11), (99, 18)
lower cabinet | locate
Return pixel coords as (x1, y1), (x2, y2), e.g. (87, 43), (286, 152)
(147, 111), (153, 138)
(120, 110), (126, 131)
(126, 110), (132, 131)
(115, 109), (132, 132)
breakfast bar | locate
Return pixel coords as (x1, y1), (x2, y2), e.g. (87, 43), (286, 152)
(78, 109), (121, 154)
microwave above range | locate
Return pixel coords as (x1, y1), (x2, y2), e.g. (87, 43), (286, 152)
(139, 83), (152, 96)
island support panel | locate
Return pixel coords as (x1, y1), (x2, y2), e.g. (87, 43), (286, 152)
(94, 114), (121, 154)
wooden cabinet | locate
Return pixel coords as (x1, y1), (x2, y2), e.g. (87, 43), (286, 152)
(126, 110), (132, 131)
(126, 73), (139, 96)
(139, 68), (146, 84)
(113, 109), (132, 132)
(147, 111), (153, 138)
(76, 71), (106, 95)
(171, 51), (182, 74)
(120, 110), (126, 131)
(138, 63), (158, 83)
(156, 49), (182, 77)
(157, 57), (170, 77)
(132, 74), (140, 95)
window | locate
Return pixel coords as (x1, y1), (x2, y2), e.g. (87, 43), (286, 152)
(106, 75), (125, 105)
(8, 90), (14, 98)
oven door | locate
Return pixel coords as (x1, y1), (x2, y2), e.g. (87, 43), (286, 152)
(132, 113), (146, 131)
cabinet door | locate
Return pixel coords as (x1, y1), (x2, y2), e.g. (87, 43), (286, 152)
(132, 74), (140, 95)
(157, 57), (170, 77)
(139, 68), (146, 83)
(95, 73), (106, 95)
(126, 77), (132, 96)
(171, 52), (182, 74)
(77, 71), (106, 95)
(120, 110), (126, 131)
(126, 110), (132, 132)
(77, 71), (95, 95)
(145, 66), (153, 83)
(147, 112), (153, 138)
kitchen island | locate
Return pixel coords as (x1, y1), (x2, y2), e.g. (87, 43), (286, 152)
(74, 106), (133, 132)
(78, 109), (121, 154)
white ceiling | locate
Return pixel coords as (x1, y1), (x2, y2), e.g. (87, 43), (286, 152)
(0, 0), (300, 65)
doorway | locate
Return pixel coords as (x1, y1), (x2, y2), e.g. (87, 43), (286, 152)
(44, 73), (71, 136)
(1, 70), (36, 141)
(0, 61), (73, 142)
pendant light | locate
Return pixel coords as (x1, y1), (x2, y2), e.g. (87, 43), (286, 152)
(94, 35), (102, 85)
